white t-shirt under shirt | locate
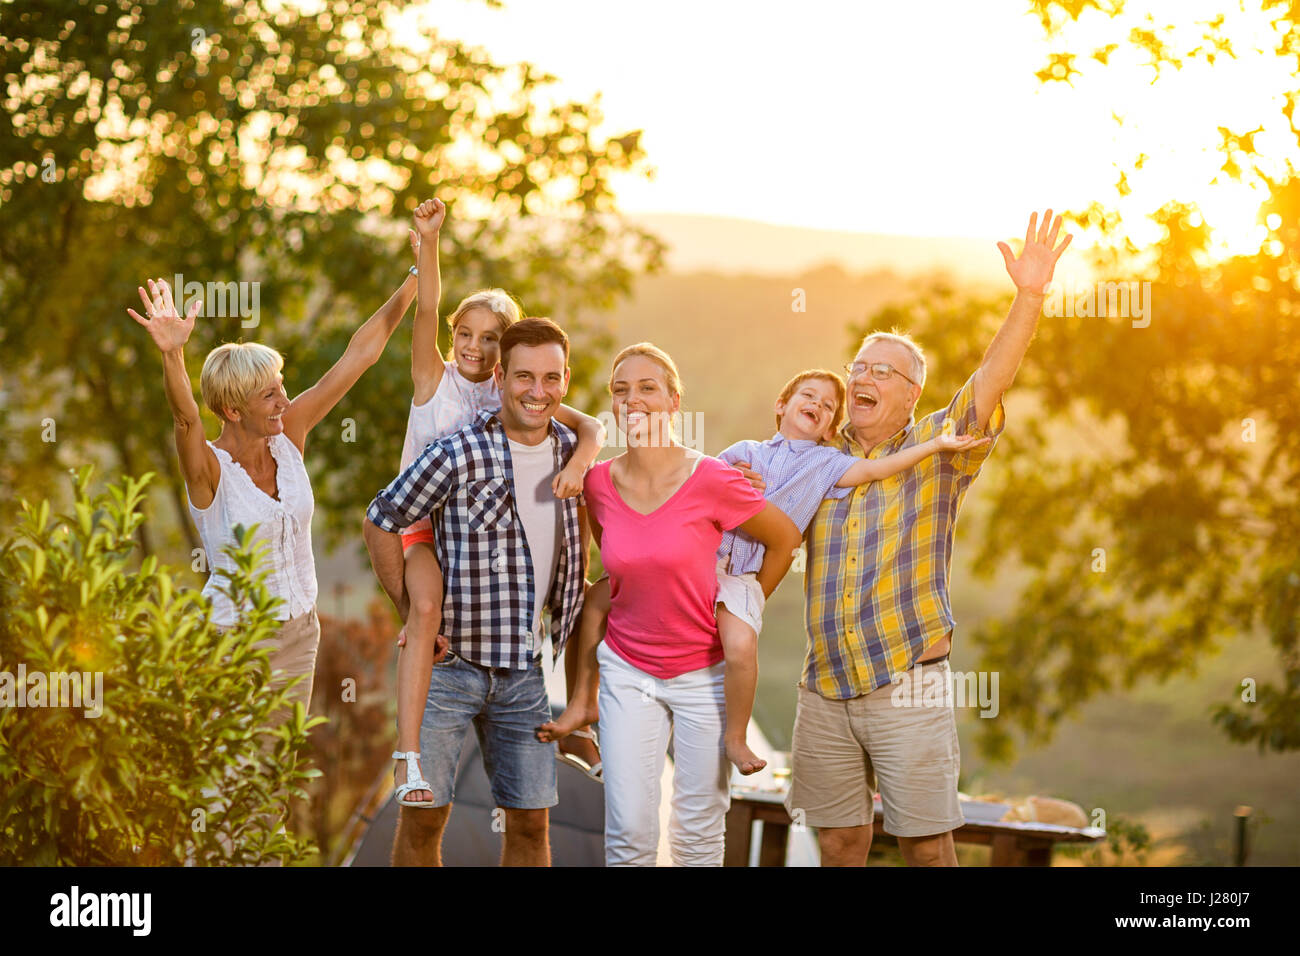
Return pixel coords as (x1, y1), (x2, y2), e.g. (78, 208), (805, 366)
(507, 435), (562, 652)
(399, 360), (501, 534)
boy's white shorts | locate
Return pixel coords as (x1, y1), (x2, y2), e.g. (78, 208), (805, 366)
(715, 556), (766, 637)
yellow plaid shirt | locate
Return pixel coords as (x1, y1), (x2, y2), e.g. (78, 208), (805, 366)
(802, 371), (1005, 700)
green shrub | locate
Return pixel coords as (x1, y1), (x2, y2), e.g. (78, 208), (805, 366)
(0, 467), (323, 865)
(1057, 816), (1153, 866)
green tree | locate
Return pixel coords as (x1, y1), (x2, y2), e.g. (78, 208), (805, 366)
(853, 0), (1299, 759)
(0, 0), (661, 559)
(0, 466), (322, 864)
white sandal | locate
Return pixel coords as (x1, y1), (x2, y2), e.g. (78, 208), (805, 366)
(556, 728), (602, 781)
(392, 750), (436, 808)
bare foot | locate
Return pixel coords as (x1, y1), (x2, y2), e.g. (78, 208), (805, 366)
(395, 756), (433, 805)
(726, 738), (767, 776)
(537, 700), (598, 743)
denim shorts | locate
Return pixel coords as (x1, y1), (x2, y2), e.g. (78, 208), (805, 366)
(418, 651), (558, 810)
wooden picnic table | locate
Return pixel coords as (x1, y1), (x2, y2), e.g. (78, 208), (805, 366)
(725, 787), (1105, 866)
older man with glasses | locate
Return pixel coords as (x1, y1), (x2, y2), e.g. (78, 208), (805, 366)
(770, 210), (1072, 866)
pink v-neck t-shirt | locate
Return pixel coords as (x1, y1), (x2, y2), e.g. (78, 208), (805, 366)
(584, 455), (767, 679)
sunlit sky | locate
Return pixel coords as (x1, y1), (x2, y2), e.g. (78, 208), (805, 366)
(394, 0), (1294, 258)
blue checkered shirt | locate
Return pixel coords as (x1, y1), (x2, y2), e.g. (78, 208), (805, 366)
(366, 410), (586, 669)
(716, 434), (857, 575)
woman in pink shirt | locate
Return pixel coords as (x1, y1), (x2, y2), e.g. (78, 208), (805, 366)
(583, 343), (801, 866)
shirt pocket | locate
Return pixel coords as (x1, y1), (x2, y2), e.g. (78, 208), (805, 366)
(465, 477), (514, 532)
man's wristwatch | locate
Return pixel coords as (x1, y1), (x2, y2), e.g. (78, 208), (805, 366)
(409, 265), (419, 277)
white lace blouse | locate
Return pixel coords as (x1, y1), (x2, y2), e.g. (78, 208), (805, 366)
(188, 433), (317, 626)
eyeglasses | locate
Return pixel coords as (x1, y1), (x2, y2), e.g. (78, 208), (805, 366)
(844, 361), (920, 388)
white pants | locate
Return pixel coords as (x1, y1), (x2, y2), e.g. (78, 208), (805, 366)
(597, 640), (731, 866)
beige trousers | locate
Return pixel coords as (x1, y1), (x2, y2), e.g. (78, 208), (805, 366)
(257, 607), (321, 728)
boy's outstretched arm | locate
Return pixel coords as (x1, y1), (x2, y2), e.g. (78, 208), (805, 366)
(282, 261), (418, 452)
(835, 433), (991, 487)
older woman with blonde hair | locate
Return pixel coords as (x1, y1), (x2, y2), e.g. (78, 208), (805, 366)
(128, 249), (420, 722)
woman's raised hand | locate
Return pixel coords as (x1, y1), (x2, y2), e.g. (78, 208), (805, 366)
(412, 197), (446, 237)
(128, 278), (200, 353)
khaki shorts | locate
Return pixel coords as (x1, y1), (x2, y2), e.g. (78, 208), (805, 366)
(785, 661), (963, 837)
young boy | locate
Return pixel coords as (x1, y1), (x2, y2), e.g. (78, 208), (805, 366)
(538, 369), (987, 775)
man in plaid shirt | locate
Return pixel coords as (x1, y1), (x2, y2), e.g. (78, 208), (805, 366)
(751, 210), (1072, 866)
(363, 318), (588, 867)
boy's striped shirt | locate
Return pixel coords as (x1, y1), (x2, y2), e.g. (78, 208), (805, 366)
(716, 435), (857, 574)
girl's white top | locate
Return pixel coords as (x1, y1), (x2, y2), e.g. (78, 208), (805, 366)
(398, 360), (502, 533)
(189, 433), (318, 625)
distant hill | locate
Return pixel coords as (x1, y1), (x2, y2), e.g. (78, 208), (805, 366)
(628, 212), (1008, 285)
(570, 265), (928, 454)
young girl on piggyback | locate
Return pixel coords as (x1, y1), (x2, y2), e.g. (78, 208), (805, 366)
(390, 198), (605, 807)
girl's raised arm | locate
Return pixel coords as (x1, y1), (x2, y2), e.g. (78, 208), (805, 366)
(410, 198), (447, 406)
(282, 249), (419, 453)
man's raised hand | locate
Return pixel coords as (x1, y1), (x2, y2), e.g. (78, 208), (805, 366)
(997, 209), (1072, 295)
(413, 197), (446, 238)
(127, 277), (201, 353)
